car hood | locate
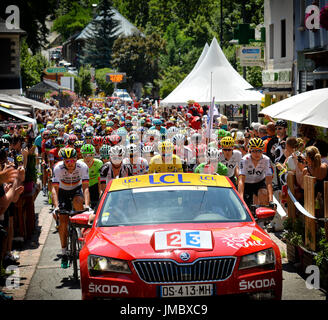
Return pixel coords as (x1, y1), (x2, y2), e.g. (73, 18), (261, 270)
(87, 223), (274, 261)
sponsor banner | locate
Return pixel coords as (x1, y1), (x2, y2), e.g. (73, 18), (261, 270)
(154, 230), (213, 250)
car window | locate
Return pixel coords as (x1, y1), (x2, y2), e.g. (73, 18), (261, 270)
(98, 186), (252, 227)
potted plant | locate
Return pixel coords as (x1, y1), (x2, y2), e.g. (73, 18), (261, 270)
(282, 217), (304, 264)
(314, 228), (328, 290)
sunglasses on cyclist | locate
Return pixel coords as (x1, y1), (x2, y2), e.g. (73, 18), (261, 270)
(250, 149), (263, 153)
(222, 148), (233, 152)
(64, 159), (76, 164)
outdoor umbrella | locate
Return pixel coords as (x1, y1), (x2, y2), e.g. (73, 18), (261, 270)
(260, 88), (328, 128)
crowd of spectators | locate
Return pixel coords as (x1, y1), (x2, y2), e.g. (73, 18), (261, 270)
(0, 95), (327, 300)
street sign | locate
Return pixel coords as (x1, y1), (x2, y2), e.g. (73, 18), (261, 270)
(237, 46), (264, 67)
(106, 73), (126, 83)
(45, 67), (66, 74)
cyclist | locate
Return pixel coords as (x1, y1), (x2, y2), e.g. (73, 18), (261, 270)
(74, 140), (84, 160)
(49, 137), (65, 169)
(194, 147), (228, 175)
(52, 147), (90, 268)
(126, 143), (149, 175)
(172, 133), (193, 172)
(99, 145), (133, 191)
(238, 138), (275, 208)
(142, 145), (156, 164)
(218, 136), (242, 188)
(99, 144), (111, 163)
(79, 144), (103, 209)
(149, 141), (183, 173)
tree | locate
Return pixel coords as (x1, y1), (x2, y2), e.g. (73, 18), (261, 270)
(20, 39), (49, 91)
(82, 0), (120, 69)
(52, 2), (93, 41)
(95, 68), (115, 96)
(111, 31), (165, 89)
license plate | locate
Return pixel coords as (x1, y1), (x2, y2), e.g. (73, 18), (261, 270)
(160, 284), (214, 298)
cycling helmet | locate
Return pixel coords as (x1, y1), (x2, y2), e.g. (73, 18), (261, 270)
(217, 129), (227, 139)
(74, 140), (84, 149)
(42, 130), (51, 138)
(191, 133), (202, 144)
(56, 124), (65, 131)
(108, 134), (121, 146)
(68, 134), (77, 144)
(50, 129), (59, 137)
(167, 126), (179, 135)
(127, 143), (140, 155)
(117, 127), (127, 137)
(99, 144), (111, 160)
(92, 136), (104, 146)
(128, 133), (140, 143)
(195, 144), (207, 155)
(81, 144), (95, 155)
(158, 141), (174, 154)
(142, 145), (154, 154)
(207, 147), (219, 160)
(74, 126), (83, 134)
(220, 136), (235, 148)
(103, 135), (112, 145)
(84, 130), (93, 139)
(59, 147), (77, 159)
(110, 145), (125, 157)
(172, 134), (185, 145)
(275, 119), (288, 128)
(54, 137), (65, 147)
(248, 137), (265, 150)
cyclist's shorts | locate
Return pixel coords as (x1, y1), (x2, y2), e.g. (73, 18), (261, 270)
(58, 186), (83, 211)
(244, 179), (267, 207)
(89, 183), (100, 207)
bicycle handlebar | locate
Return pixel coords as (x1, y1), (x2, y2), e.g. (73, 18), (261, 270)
(56, 208), (91, 216)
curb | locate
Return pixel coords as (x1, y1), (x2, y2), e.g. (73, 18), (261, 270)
(1, 203), (53, 300)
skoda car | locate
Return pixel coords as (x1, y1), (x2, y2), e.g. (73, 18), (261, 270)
(74, 173), (282, 300)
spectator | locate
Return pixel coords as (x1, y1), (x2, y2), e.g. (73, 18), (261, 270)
(258, 125), (268, 140)
(302, 146), (328, 197)
(250, 122), (261, 138)
(298, 124), (317, 148)
(264, 122), (278, 163)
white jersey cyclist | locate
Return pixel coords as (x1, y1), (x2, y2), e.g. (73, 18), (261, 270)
(218, 149), (242, 178)
(52, 160), (89, 190)
(126, 144), (149, 175)
(99, 158), (133, 185)
(239, 153), (273, 183)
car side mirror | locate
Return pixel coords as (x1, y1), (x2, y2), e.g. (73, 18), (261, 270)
(255, 207), (276, 221)
(70, 213), (92, 229)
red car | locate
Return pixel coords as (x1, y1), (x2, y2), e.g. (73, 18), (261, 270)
(74, 173), (282, 300)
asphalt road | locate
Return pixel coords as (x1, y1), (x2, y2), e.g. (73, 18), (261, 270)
(3, 192), (327, 301)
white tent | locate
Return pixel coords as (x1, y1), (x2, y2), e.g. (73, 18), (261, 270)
(161, 37), (264, 106)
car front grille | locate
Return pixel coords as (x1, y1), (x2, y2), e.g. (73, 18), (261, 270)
(133, 257), (236, 283)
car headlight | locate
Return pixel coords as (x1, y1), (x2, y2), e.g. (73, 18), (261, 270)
(239, 248), (275, 270)
(88, 255), (131, 274)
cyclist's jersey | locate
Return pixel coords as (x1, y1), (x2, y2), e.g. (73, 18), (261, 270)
(48, 148), (62, 166)
(174, 145), (193, 165)
(126, 157), (149, 175)
(218, 149), (242, 178)
(149, 154), (183, 173)
(52, 161), (89, 191)
(99, 159), (133, 185)
(240, 154), (273, 184)
(194, 162), (228, 175)
(78, 158), (103, 187)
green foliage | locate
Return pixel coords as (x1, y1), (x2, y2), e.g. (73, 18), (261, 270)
(20, 40), (49, 90)
(314, 228), (328, 267)
(52, 2), (93, 41)
(282, 217), (305, 246)
(111, 31), (165, 87)
(95, 68), (115, 96)
(246, 66), (263, 88)
(82, 0), (120, 68)
(154, 66), (187, 99)
(76, 66), (93, 97)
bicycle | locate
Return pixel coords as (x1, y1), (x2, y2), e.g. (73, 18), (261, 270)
(57, 208), (93, 282)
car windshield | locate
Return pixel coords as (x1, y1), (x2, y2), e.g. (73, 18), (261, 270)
(97, 186), (252, 227)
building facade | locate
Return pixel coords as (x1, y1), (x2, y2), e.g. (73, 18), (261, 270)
(294, 0), (328, 93)
(262, 0), (294, 103)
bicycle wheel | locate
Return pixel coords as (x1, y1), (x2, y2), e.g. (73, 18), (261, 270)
(69, 227), (79, 282)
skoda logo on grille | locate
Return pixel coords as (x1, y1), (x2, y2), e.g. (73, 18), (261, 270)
(180, 252), (190, 261)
